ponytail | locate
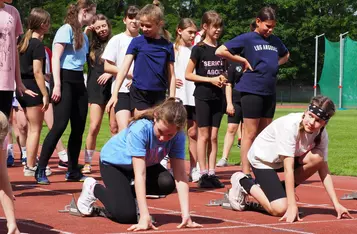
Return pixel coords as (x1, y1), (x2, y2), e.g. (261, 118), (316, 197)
(65, 4), (84, 50)
(18, 29), (33, 53)
(196, 31), (206, 47)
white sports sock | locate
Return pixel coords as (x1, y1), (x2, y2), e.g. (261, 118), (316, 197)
(58, 150), (68, 162)
(7, 144), (13, 151)
(21, 147), (27, 159)
(85, 150), (94, 164)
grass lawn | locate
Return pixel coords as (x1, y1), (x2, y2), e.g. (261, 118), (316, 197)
(40, 108), (357, 176)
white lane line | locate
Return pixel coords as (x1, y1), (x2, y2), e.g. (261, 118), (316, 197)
(0, 217), (73, 234)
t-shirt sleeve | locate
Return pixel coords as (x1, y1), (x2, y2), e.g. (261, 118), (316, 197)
(228, 62), (243, 84)
(190, 45), (201, 62)
(126, 37), (139, 55)
(32, 41), (45, 60)
(314, 129), (328, 161)
(276, 123), (298, 157)
(224, 35), (245, 55)
(127, 126), (147, 157)
(168, 43), (175, 62)
(275, 36), (289, 57)
(102, 36), (118, 62)
(168, 131), (186, 160)
(53, 24), (73, 44)
(14, 8), (23, 37)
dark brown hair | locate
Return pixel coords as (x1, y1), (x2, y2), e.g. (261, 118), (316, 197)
(256, 6), (276, 22)
(197, 10), (223, 46)
(299, 95), (336, 146)
(89, 14), (112, 65)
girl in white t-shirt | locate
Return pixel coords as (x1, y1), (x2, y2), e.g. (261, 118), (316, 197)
(102, 5), (140, 134)
(173, 18), (199, 182)
(229, 95), (352, 222)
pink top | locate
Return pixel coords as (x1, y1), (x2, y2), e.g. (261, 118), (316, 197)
(0, 4), (23, 91)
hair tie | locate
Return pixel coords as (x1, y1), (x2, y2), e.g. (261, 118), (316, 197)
(308, 104), (330, 121)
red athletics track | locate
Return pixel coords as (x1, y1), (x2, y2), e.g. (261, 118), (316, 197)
(1, 148), (357, 234)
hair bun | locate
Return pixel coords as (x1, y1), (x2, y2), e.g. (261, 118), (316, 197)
(153, 0), (160, 6)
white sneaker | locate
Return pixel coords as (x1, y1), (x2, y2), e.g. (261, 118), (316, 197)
(190, 167), (200, 183)
(23, 165), (52, 176)
(216, 158), (228, 167)
(228, 172), (248, 211)
(77, 177), (97, 215)
(160, 155), (169, 169)
(45, 166), (52, 176)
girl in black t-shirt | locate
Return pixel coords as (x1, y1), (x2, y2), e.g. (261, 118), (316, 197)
(83, 14), (112, 174)
(185, 10), (227, 188)
(17, 8), (50, 176)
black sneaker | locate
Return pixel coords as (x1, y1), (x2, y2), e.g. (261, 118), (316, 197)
(208, 174), (225, 188)
(58, 160), (68, 169)
(197, 174), (214, 188)
(65, 171), (87, 182)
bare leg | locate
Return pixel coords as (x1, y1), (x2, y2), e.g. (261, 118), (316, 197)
(115, 109), (131, 133)
(221, 123), (239, 160)
(85, 104), (105, 152)
(197, 127), (209, 172)
(109, 106), (118, 136)
(24, 106), (44, 168)
(240, 118), (259, 174)
(187, 119), (197, 169)
(208, 127), (219, 171)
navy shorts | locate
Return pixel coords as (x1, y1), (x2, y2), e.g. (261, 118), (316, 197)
(130, 86), (166, 111)
(241, 92), (276, 119)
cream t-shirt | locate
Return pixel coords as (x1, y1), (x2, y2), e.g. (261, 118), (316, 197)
(248, 113), (328, 169)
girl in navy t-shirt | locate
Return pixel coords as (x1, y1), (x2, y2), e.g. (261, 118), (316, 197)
(106, 3), (176, 117)
(216, 6), (290, 177)
(186, 10), (227, 189)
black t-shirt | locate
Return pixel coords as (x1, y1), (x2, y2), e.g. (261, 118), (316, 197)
(191, 43), (226, 100)
(20, 38), (45, 79)
(227, 61), (243, 102)
(87, 51), (105, 82)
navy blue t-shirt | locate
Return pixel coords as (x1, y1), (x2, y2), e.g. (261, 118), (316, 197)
(224, 32), (288, 95)
(126, 35), (175, 91)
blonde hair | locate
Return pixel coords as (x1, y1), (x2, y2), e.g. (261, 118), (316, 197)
(139, 3), (171, 41)
(197, 10), (223, 46)
(0, 111), (9, 145)
(65, 0), (96, 50)
(18, 8), (50, 53)
(174, 18), (196, 51)
(130, 97), (187, 131)
(299, 95), (336, 146)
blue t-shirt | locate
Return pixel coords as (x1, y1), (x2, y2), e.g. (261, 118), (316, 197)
(100, 119), (186, 167)
(52, 24), (89, 71)
(126, 36), (175, 91)
(224, 32), (288, 95)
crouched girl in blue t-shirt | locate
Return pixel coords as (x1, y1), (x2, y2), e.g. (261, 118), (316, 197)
(77, 97), (202, 231)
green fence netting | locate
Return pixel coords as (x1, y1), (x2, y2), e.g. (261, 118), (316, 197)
(319, 37), (357, 108)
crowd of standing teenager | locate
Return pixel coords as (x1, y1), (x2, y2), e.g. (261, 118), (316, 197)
(0, 0), (353, 233)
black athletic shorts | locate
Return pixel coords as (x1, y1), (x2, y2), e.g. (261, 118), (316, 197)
(195, 98), (223, 128)
(114, 92), (131, 113)
(240, 92), (276, 119)
(87, 77), (112, 105)
(0, 91), (13, 118)
(251, 158), (302, 202)
(16, 79), (44, 108)
(130, 86), (166, 111)
(185, 105), (196, 121)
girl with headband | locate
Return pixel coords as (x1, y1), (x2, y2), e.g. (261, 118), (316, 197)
(228, 95), (353, 222)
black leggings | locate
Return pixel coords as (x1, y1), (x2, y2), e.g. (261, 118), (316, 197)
(94, 162), (175, 224)
(38, 69), (88, 172)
